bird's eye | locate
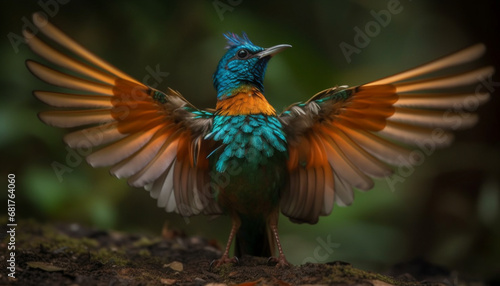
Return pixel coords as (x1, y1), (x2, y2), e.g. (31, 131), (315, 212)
(237, 49), (249, 59)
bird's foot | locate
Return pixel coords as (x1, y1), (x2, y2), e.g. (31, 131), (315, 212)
(267, 255), (291, 268)
(210, 255), (239, 270)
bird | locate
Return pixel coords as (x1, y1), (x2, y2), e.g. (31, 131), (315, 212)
(24, 12), (493, 268)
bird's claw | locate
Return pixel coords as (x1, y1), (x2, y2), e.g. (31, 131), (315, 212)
(210, 255), (239, 270)
(267, 256), (291, 268)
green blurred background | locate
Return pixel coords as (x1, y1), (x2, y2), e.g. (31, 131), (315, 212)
(1, 0), (499, 281)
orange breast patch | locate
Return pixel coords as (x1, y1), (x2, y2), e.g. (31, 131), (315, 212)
(216, 87), (276, 116)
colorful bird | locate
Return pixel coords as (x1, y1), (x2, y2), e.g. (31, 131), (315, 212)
(25, 13), (493, 268)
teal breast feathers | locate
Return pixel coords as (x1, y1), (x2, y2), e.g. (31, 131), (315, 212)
(207, 114), (287, 173)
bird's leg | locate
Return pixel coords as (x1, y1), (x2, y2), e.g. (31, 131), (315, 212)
(210, 216), (240, 268)
(267, 211), (291, 268)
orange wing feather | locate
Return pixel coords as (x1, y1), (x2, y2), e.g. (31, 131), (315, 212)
(280, 44), (493, 224)
(25, 13), (221, 216)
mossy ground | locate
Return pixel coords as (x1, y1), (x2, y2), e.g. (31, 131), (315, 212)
(0, 218), (485, 285)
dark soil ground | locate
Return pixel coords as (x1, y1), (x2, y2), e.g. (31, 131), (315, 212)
(0, 219), (490, 285)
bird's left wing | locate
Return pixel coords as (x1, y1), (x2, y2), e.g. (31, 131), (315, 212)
(25, 13), (222, 216)
(279, 44), (493, 224)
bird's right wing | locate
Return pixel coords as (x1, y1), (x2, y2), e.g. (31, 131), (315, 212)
(25, 13), (222, 216)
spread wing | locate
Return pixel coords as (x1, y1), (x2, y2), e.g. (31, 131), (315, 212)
(25, 13), (222, 216)
(279, 44), (494, 223)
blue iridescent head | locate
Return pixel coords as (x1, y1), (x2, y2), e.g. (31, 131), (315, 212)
(213, 32), (291, 99)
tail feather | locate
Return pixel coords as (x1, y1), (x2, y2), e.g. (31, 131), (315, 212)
(234, 217), (274, 258)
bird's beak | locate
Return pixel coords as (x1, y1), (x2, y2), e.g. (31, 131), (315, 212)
(257, 44), (292, 59)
